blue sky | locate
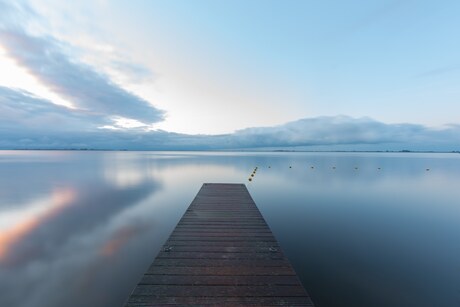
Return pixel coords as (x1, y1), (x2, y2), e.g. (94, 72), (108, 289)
(0, 0), (459, 150)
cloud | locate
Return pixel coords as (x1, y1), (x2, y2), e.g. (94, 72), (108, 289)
(0, 2), (458, 152)
(415, 64), (460, 78)
(233, 116), (417, 147)
(0, 2), (164, 124)
(347, 0), (407, 32)
(229, 116), (460, 150)
(109, 59), (155, 83)
(0, 86), (108, 132)
(0, 89), (458, 152)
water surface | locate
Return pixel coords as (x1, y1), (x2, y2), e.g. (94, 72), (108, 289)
(1, 151), (459, 307)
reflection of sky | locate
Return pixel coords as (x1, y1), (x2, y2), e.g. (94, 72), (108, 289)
(0, 151), (460, 307)
(0, 152), (164, 307)
(249, 153), (460, 307)
(0, 187), (75, 261)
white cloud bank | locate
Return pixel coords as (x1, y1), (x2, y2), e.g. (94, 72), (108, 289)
(1, 86), (459, 151)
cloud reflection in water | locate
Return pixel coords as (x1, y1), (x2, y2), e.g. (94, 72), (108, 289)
(0, 151), (459, 307)
(0, 152), (164, 307)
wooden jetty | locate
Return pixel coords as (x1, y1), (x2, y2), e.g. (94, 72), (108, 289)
(124, 183), (314, 306)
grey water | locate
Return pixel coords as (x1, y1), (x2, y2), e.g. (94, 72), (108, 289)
(0, 150), (459, 307)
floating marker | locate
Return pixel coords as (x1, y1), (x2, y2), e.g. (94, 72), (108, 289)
(426, 168), (430, 171)
(310, 166), (314, 169)
(378, 167), (381, 170)
(248, 178), (252, 181)
(289, 166), (292, 168)
(332, 166), (336, 169)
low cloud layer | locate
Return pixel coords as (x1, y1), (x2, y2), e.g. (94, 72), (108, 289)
(0, 86), (458, 151)
(232, 116), (460, 150)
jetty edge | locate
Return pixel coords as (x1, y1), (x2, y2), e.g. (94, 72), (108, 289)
(124, 183), (314, 306)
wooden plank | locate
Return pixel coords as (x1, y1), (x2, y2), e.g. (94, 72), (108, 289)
(152, 258), (291, 267)
(132, 284), (309, 297)
(155, 251), (285, 260)
(170, 232), (275, 237)
(163, 240), (279, 247)
(146, 266), (297, 276)
(125, 296), (313, 306)
(157, 245), (280, 253)
(124, 183), (314, 306)
(139, 275), (301, 286)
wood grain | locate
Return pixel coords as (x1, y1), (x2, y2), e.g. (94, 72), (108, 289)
(123, 183), (314, 306)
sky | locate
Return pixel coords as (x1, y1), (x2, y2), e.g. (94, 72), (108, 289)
(0, 0), (459, 150)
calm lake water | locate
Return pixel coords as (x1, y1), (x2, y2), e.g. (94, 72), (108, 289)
(0, 150), (459, 307)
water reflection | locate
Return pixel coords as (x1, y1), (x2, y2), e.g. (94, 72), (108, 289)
(0, 151), (459, 307)
(0, 187), (75, 262)
(0, 152), (164, 307)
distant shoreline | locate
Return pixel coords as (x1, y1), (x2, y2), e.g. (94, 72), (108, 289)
(1, 148), (459, 154)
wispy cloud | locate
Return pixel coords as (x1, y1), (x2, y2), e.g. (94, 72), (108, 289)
(347, 0), (408, 33)
(415, 64), (460, 78)
(0, 1), (164, 124)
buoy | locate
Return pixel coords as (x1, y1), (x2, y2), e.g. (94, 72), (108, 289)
(355, 167), (358, 170)
(289, 166), (292, 168)
(310, 166), (314, 169)
(248, 178), (252, 181)
(378, 167), (381, 170)
(426, 168), (430, 171)
(332, 166), (336, 169)
(268, 166), (271, 168)
(251, 174), (254, 177)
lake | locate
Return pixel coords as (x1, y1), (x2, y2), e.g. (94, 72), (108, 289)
(1, 150), (459, 307)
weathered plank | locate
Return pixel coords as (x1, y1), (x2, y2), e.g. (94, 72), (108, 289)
(146, 266), (297, 276)
(124, 183), (314, 306)
(139, 275), (302, 286)
(125, 296), (313, 306)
